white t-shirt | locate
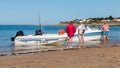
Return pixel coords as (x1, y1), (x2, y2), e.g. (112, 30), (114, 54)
(78, 24), (85, 34)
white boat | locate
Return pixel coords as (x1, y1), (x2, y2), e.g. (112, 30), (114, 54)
(14, 34), (67, 46)
(13, 28), (102, 46)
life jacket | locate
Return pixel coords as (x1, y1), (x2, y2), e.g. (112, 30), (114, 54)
(59, 29), (65, 35)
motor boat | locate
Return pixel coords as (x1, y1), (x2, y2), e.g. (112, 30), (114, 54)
(14, 33), (67, 46)
(11, 27), (102, 46)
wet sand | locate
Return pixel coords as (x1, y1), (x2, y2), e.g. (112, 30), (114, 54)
(0, 45), (120, 68)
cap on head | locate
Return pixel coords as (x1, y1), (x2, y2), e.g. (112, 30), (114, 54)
(79, 21), (82, 24)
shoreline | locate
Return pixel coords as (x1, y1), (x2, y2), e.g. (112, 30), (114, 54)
(58, 23), (120, 26)
(0, 42), (119, 56)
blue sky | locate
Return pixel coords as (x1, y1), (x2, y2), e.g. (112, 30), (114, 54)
(0, 0), (120, 25)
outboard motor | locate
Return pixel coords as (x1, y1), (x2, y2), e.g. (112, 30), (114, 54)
(15, 30), (24, 36)
(10, 30), (24, 41)
(35, 29), (43, 35)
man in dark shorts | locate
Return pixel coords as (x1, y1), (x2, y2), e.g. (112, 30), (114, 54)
(66, 21), (76, 48)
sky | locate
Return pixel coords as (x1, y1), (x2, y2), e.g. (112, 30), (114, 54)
(0, 0), (120, 25)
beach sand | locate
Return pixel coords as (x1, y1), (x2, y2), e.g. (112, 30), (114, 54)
(0, 45), (120, 68)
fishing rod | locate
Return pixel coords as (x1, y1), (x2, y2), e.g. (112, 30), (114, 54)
(35, 12), (43, 35)
(38, 12), (42, 30)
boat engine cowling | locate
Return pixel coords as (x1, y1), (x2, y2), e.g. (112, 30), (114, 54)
(10, 30), (24, 41)
(35, 29), (43, 35)
(15, 30), (24, 36)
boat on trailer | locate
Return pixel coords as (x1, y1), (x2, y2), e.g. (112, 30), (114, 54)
(12, 28), (102, 46)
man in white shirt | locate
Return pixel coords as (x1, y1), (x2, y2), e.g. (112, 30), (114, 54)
(78, 22), (85, 48)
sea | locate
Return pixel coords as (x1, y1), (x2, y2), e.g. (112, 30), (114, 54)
(0, 25), (120, 51)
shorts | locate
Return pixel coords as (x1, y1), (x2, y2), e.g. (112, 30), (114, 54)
(78, 34), (84, 40)
(103, 31), (109, 36)
(67, 36), (73, 40)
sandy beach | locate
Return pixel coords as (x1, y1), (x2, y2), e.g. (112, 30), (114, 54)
(0, 45), (120, 68)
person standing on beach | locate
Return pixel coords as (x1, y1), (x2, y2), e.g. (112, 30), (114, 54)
(78, 22), (85, 48)
(102, 21), (109, 45)
(66, 21), (76, 48)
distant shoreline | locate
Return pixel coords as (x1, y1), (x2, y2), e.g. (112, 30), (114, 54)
(0, 23), (120, 26)
(57, 22), (120, 26)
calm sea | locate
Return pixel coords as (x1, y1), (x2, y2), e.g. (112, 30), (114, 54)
(0, 25), (120, 51)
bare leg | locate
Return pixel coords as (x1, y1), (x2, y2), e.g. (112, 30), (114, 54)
(82, 39), (84, 46)
(106, 36), (109, 41)
(80, 36), (84, 47)
(67, 39), (72, 48)
(106, 36), (109, 45)
(78, 39), (81, 48)
(78, 40), (84, 48)
(69, 39), (72, 48)
(103, 36), (108, 46)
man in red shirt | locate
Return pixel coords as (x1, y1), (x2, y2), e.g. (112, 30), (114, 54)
(66, 21), (76, 48)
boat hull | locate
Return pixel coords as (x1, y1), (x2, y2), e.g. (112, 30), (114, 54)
(15, 34), (67, 46)
(14, 30), (102, 46)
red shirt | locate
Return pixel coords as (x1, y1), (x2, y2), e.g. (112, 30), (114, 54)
(66, 23), (76, 37)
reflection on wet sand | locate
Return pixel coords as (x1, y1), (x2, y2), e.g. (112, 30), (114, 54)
(0, 39), (118, 56)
